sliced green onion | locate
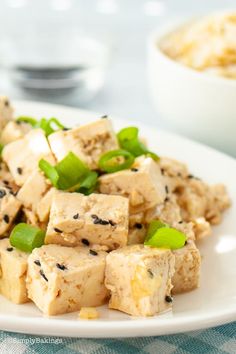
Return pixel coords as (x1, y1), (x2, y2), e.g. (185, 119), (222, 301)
(77, 171), (98, 195)
(39, 152), (97, 195)
(10, 223), (45, 252)
(0, 144), (4, 156)
(145, 220), (167, 242)
(144, 220), (186, 250)
(16, 116), (66, 136)
(56, 152), (89, 190)
(117, 126), (159, 161)
(38, 159), (59, 188)
(16, 116), (38, 126)
(98, 149), (135, 173)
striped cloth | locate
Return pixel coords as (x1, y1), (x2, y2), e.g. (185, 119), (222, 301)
(0, 322), (235, 354)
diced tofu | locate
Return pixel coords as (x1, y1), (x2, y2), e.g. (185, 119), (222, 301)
(17, 170), (54, 223)
(1, 121), (31, 145)
(0, 186), (21, 236)
(192, 217), (211, 240)
(0, 238), (29, 304)
(105, 245), (175, 316)
(99, 157), (166, 214)
(45, 192), (129, 250)
(48, 119), (118, 169)
(2, 129), (54, 186)
(0, 96), (13, 130)
(159, 157), (189, 192)
(172, 241), (201, 294)
(0, 162), (20, 194)
(128, 225), (146, 245)
(27, 244), (109, 315)
(79, 307), (99, 320)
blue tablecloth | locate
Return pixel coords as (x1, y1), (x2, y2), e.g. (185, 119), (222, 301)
(1, 322), (235, 354)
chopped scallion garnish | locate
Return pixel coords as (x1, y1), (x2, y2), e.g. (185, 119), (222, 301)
(144, 220), (186, 250)
(10, 223), (45, 252)
(117, 126), (159, 161)
(16, 116), (66, 136)
(39, 152), (97, 194)
(98, 149), (135, 173)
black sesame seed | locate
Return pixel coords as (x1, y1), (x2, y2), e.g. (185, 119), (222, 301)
(34, 260), (41, 266)
(73, 213), (79, 220)
(161, 168), (165, 175)
(89, 249), (98, 256)
(3, 180), (9, 185)
(56, 263), (67, 271)
(82, 238), (90, 246)
(147, 269), (154, 278)
(63, 127), (70, 131)
(184, 240), (188, 246)
(165, 295), (173, 303)
(100, 220), (110, 225)
(3, 214), (9, 223)
(54, 227), (63, 233)
(131, 168), (139, 172)
(39, 269), (48, 282)
(177, 172), (182, 177)
(164, 197), (169, 202)
(91, 214), (98, 219)
(101, 115), (108, 119)
(135, 223), (143, 229)
(178, 220), (183, 224)
(6, 247), (13, 252)
(165, 185), (169, 194)
(4, 100), (9, 107)
(93, 218), (100, 224)
(109, 220), (116, 226)
(17, 167), (22, 175)
(0, 189), (6, 198)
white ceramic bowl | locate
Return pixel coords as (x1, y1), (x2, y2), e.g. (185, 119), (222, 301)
(148, 20), (236, 157)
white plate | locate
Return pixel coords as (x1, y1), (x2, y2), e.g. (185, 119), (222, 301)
(0, 100), (235, 338)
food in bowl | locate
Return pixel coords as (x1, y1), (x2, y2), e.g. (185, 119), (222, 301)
(0, 96), (231, 317)
(159, 12), (236, 79)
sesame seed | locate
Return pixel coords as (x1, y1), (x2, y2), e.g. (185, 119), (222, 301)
(135, 223), (143, 229)
(73, 213), (79, 220)
(100, 220), (110, 225)
(63, 127), (70, 131)
(161, 168), (165, 175)
(3, 215), (9, 223)
(184, 241), (188, 246)
(109, 220), (116, 226)
(131, 168), (138, 172)
(178, 220), (183, 224)
(6, 247), (13, 252)
(164, 197), (169, 202)
(17, 167), (22, 175)
(147, 269), (154, 278)
(0, 190), (6, 198)
(4, 100), (9, 107)
(3, 180), (9, 185)
(165, 295), (173, 303)
(89, 249), (98, 256)
(101, 115), (108, 119)
(39, 269), (48, 282)
(56, 263), (67, 271)
(34, 260), (41, 266)
(54, 227), (63, 233)
(165, 185), (169, 194)
(91, 214), (98, 219)
(81, 238), (90, 246)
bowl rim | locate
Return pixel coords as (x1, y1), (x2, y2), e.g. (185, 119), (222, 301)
(148, 14), (236, 87)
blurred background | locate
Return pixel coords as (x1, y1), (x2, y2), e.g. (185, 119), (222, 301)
(0, 0), (235, 127)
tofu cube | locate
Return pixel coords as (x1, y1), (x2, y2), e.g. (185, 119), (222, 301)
(17, 170), (54, 223)
(1, 121), (31, 145)
(0, 186), (21, 236)
(105, 245), (175, 316)
(0, 238), (29, 304)
(172, 241), (201, 294)
(0, 96), (13, 130)
(27, 244), (109, 315)
(99, 157), (166, 214)
(45, 192), (128, 249)
(2, 129), (55, 186)
(48, 119), (119, 169)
